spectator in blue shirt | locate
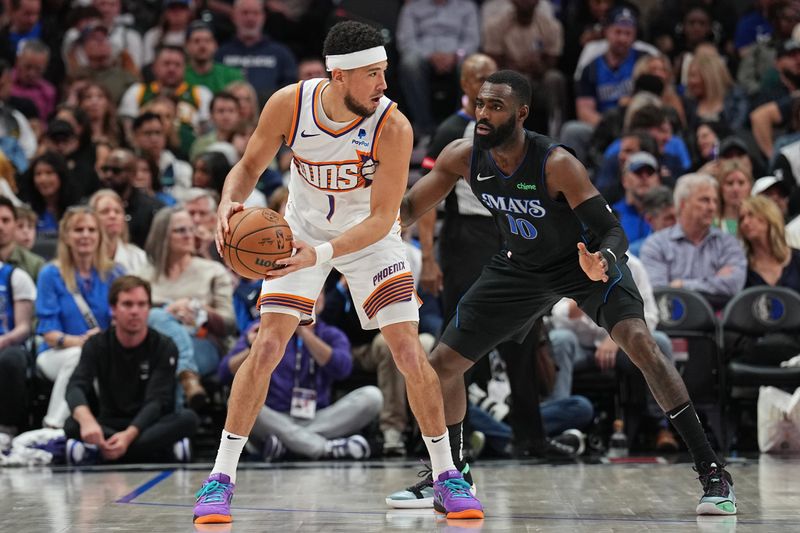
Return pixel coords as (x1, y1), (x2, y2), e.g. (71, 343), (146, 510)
(35, 206), (124, 428)
(216, 0), (297, 105)
(561, 6), (656, 163)
(218, 295), (382, 461)
(612, 151), (662, 244)
(734, 0), (774, 55)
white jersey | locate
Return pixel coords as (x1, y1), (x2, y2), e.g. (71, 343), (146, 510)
(284, 78), (398, 236)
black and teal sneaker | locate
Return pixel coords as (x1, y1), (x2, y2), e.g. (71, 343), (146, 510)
(385, 463), (475, 509)
(696, 463), (737, 515)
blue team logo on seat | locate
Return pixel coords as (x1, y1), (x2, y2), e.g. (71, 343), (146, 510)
(753, 294), (785, 325)
(657, 295), (686, 327)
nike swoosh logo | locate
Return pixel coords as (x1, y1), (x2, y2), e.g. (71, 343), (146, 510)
(476, 173), (495, 181)
(431, 436), (445, 443)
(669, 404), (690, 419)
(226, 435), (242, 440)
(300, 130), (320, 138)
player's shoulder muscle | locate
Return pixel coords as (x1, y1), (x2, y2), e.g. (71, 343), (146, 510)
(257, 83), (301, 142)
(375, 107), (413, 162)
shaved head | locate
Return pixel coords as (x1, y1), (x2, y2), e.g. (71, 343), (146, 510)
(461, 54), (497, 82)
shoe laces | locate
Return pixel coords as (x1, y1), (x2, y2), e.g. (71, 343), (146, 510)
(195, 480), (230, 504)
(695, 463), (730, 496)
(440, 477), (473, 498)
(406, 463), (433, 491)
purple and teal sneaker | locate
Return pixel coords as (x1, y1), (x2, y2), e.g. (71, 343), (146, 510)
(193, 473), (235, 523)
(433, 469), (484, 519)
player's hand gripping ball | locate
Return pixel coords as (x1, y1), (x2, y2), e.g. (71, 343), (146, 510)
(223, 208), (294, 279)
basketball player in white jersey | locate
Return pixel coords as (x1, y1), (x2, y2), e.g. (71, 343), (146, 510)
(192, 21), (483, 524)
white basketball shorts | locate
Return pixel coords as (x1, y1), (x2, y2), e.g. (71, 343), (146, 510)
(258, 213), (420, 329)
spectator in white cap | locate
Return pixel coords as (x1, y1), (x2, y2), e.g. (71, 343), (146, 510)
(749, 174), (800, 248)
(752, 175), (791, 218)
(612, 151), (661, 243)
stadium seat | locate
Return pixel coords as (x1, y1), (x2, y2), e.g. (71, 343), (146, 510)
(721, 286), (800, 451)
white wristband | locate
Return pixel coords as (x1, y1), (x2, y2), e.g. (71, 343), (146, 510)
(313, 242), (334, 266)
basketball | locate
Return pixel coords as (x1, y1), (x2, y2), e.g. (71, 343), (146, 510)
(223, 208), (294, 279)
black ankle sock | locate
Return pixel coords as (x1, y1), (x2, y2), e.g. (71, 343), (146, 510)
(665, 401), (720, 472)
(447, 421), (464, 469)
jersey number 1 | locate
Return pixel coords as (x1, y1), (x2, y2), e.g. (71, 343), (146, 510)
(326, 194), (335, 222)
(505, 214), (538, 240)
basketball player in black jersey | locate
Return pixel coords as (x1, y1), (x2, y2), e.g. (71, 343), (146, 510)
(399, 70), (736, 516)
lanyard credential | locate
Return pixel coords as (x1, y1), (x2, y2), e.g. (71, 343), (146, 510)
(290, 335), (317, 419)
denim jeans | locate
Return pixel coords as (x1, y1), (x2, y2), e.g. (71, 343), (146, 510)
(468, 395), (595, 454)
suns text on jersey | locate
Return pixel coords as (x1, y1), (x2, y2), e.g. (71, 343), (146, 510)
(293, 152), (377, 192)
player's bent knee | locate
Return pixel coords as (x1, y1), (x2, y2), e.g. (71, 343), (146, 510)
(248, 336), (286, 370)
(429, 344), (471, 378)
(392, 345), (426, 378)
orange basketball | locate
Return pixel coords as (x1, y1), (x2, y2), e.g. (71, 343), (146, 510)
(223, 208), (294, 279)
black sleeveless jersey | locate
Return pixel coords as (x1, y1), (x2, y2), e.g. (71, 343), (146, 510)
(468, 130), (599, 271)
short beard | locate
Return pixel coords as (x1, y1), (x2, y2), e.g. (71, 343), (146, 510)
(345, 92), (375, 118)
(475, 115), (517, 150)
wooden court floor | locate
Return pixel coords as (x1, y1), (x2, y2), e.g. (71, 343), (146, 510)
(1, 456), (798, 532)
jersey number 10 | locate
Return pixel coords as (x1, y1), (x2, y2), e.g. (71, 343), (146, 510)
(505, 214), (538, 240)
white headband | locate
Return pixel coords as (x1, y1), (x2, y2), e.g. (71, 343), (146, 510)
(325, 46), (387, 71)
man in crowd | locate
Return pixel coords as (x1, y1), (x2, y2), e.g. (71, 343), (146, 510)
(130, 112), (192, 202)
(98, 148), (164, 248)
(612, 152), (662, 244)
(184, 20), (244, 95)
(119, 46), (212, 154)
(395, 0), (480, 140)
(216, 0), (297, 104)
(640, 173), (747, 309)
(10, 39), (55, 122)
(64, 275), (199, 463)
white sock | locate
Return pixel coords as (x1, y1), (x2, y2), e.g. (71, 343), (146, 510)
(210, 430), (248, 484)
(423, 432), (456, 479)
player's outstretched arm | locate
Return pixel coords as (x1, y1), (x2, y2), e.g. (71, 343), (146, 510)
(400, 138), (471, 227)
(546, 147), (628, 282)
(215, 84), (297, 254)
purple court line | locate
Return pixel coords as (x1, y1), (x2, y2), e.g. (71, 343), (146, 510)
(115, 469), (175, 503)
(117, 500), (800, 527)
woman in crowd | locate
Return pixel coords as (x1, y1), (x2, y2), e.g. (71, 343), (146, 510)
(739, 195), (800, 292)
(78, 82), (122, 147)
(191, 151), (229, 196)
(133, 156), (178, 207)
(683, 47), (748, 132)
(35, 206), (123, 428)
(89, 189), (149, 272)
(140, 207), (237, 408)
(715, 158), (753, 235)
(23, 152), (76, 240)
(690, 120), (731, 171)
